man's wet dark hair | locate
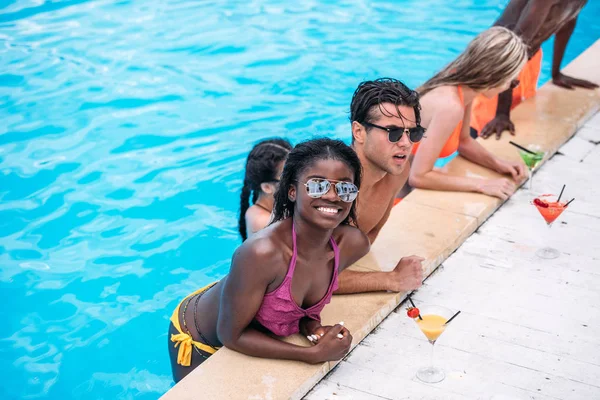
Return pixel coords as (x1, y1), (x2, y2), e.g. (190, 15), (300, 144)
(350, 78), (421, 142)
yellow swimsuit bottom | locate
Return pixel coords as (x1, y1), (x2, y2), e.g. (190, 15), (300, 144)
(170, 282), (220, 367)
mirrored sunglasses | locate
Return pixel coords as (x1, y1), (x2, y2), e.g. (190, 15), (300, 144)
(304, 178), (359, 203)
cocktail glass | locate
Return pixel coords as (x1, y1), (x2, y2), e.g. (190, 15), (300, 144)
(411, 305), (454, 383)
(532, 194), (568, 259)
(518, 147), (545, 191)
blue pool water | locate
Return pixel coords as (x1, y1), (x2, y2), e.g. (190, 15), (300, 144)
(1, 0), (598, 398)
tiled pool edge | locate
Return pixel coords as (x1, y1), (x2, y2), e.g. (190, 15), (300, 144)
(160, 39), (600, 400)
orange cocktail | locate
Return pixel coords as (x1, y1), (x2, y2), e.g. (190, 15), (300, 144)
(532, 194), (570, 259)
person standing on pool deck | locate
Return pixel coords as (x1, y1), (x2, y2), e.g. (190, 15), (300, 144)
(168, 138), (369, 382)
(472, 0), (599, 139)
(239, 138), (292, 241)
(408, 27), (528, 200)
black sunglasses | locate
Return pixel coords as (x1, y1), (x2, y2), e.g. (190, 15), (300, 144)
(510, 79), (520, 89)
(362, 121), (426, 144)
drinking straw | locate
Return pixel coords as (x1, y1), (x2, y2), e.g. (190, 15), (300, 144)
(557, 184), (566, 203)
(565, 198), (575, 207)
(406, 295), (423, 320)
(444, 310), (461, 325)
(509, 141), (536, 155)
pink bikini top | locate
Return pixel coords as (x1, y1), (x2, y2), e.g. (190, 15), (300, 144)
(254, 222), (340, 337)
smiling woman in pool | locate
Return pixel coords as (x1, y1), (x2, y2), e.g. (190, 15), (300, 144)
(167, 138), (370, 382)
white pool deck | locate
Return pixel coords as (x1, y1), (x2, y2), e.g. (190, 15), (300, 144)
(306, 114), (600, 400)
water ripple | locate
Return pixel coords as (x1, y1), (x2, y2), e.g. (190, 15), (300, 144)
(1, 0), (598, 398)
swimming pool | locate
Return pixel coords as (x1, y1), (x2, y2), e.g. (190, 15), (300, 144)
(1, 0), (598, 398)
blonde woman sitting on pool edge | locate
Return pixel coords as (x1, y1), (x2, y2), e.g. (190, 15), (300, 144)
(409, 27), (528, 200)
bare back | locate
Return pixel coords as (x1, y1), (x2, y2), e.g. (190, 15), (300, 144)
(495, 0), (587, 54)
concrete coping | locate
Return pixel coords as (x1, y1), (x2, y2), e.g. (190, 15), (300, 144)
(161, 39), (600, 400)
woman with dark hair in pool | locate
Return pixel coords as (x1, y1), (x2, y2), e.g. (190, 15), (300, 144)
(239, 138), (292, 241)
(168, 138), (370, 383)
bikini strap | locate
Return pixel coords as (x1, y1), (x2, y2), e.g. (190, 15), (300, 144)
(329, 235), (340, 276)
(286, 220), (299, 278)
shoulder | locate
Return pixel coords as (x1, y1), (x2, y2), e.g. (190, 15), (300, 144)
(245, 205), (272, 236)
(245, 204), (268, 220)
(333, 224), (370, 268)
(334, 223), (369, 244)
(232, 227), (287, 275)
(420, 87), (464, 133)
(423, 86), (463, 110)
(430, 86), (464, 116)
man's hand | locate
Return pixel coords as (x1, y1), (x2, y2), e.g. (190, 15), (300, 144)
(385, 256), (424, 292)
(481, 114), (515, 140)
(552, 73), (599, 90)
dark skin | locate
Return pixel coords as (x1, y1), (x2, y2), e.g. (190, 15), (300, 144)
(168, 159), (370, 382)
(482, 0), (599, 139)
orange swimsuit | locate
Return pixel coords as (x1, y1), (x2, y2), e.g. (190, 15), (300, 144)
(412, 86), (464, 168)
(470, 49), (543, 133)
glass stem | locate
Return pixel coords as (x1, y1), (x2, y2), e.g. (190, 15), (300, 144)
(528, 167), (533, 191)
(429, 341), (436, 368)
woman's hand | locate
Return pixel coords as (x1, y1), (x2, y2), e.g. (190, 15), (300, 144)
(306, 325), (346, 344)
(494, 158), (528, 183)
(306, 324), (352, 363)
(306, 325), (332, 343)
(300, 318), (324, 341)
(477, 178), (516, 200)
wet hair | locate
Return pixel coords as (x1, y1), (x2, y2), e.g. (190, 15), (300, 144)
(239, 138), (292, 241)
(271, 138), (361, 227)
(350, 78), (421, 142)
(419, 27), (528, 96)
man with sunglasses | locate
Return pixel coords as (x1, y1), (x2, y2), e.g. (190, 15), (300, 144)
(333, 78), (425, 294)
(472, 0), (598, 139)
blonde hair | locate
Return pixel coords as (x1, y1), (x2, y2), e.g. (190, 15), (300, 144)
(419, 27), (528, 96)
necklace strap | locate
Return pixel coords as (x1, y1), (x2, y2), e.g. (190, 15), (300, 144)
(254, 202), (271, 213)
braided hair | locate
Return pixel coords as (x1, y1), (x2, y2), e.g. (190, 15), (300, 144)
(239, 138), (292, 241)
